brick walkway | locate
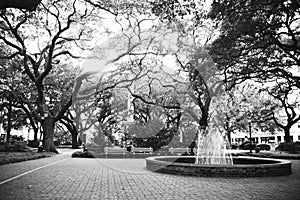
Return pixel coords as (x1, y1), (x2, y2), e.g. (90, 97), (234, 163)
(0, 150), (300, 200)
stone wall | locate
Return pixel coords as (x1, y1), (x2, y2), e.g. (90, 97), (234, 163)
(146, 156), (292, 177)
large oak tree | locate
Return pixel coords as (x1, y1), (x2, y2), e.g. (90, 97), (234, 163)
(0, 0), (99, 151)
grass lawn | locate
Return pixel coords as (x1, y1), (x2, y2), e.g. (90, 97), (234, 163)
(0, 151), (56, 165)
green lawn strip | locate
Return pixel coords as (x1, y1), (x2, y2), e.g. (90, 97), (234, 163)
(0, 152), (56, 165)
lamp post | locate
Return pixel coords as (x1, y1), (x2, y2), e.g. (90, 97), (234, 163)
(248, 120), (252, 153)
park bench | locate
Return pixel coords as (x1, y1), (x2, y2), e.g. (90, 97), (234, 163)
(104, 147), (127, 157)
(169, 147), (191, 155)
(132, 147), (153, 154)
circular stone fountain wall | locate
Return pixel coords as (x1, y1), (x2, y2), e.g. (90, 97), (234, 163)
(146, 156), (292, 177)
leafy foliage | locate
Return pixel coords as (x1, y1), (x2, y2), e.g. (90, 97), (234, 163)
(150, 0), (206, 26)
(208, 0), (300, 142)
(212, 84), (279, 144)
(209, 0), (300, 88)
(129, 91), (181, 150)
(276, 142), (300, 153)
(95, 90), (117, 143)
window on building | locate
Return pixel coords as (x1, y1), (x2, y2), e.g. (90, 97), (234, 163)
(277, 136), (281, 143)
(235, 138), (244, 144)
(298, 135), (300, 141)
(260, 137), (268, 143)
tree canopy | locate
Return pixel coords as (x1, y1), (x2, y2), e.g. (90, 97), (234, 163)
(209, 0), (300, 88)
(2, 0), (299, 150)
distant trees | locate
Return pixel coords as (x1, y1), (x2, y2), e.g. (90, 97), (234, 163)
(213, 84), (280, 145)
(265, 84), (300, 142)
(0, 45), (37, 142)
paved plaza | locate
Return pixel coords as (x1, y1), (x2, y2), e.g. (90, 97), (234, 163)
(0, 149), (300, 200)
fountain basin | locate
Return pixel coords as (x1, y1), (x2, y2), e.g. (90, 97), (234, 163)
(146, 156), (292, 177)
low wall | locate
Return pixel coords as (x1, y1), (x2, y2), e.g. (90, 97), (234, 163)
(146, 156), (292, 177)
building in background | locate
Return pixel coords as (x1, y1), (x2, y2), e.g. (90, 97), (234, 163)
(231, 121), (300, 146)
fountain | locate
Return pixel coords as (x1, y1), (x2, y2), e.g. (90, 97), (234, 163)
(146, 156), (292, 177)
(146, 127), (292, 177)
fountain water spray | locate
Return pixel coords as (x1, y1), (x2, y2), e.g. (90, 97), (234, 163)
(195, 126), (233, 165)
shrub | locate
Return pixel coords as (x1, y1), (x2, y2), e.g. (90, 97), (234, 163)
(72, 151), (95, 158)
(53, 140), (60, 146)
(256, 144), (271, 151)
(28, 140), (39, 148)
(0, 142), (31, 152)
(0, 152), (54, 165)
(255, 147), (260, 153)
(240, 141), (256, 150)
(231, 144), (239, 149)
(275, 142), (299, 153)
(293, 141), (300, 152)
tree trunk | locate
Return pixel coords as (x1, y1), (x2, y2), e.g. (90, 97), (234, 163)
(227, 131), (231, 145)
(31, 127), (39, 148)
(30, 121), (39, 146)
(30, 120), (39, 141)
(226, 121), (231, 145)
(71, 131), (79, 148)
(42, 118), (57, 152)
(60, 119), (79, 149)
(6, 102), (12, 143)
(33, 127), (38, 141)
(284, 128), (292, 143)
(199, 104), (209, 129)
(68, 123), (79, 148)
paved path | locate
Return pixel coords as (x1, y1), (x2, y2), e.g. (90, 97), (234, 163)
(0, 149), (300, 200)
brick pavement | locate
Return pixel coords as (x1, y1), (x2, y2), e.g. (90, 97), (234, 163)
(0, 150), (300, 200)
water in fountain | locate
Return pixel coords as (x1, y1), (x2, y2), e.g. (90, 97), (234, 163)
(195, 126), (233, 165)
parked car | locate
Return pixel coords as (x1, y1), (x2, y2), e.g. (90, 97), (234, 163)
(256, 143), (271, 151)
